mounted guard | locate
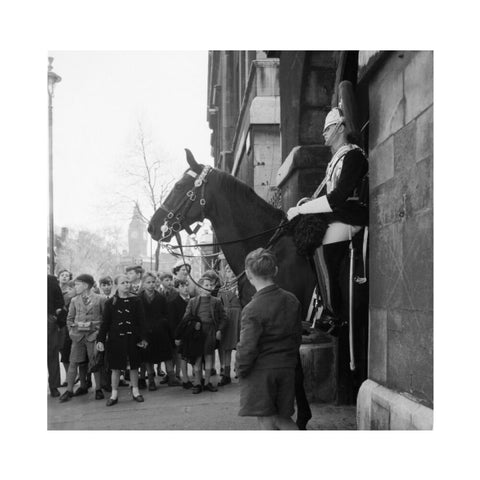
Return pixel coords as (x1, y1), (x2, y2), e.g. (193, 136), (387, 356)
(287, 89), (369, 402)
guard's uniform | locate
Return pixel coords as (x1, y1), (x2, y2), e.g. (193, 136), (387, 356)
(311, 144), (368, 317)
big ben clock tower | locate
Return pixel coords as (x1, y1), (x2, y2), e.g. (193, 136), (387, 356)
(128, 204), (148, 259)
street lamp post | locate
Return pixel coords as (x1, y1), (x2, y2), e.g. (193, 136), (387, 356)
(48, 57), (61, 275)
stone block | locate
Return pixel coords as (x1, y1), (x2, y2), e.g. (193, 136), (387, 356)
(369, 58), (405, 147)
(371, 401), (390, 429)
(303, 68), (336, 107)
(411, 403), (433, 430)
(309, 51), (337, 68)
(368, 308), (388, 384)
(387, 309), (403, 332)
(299, 109), (327, 145)
(387, 310), (433, 406)
(369, 177), (403, 230)
(369, 136), (394, 190)
(394, 120), (417, 175)
(369, 222), (404, 309)
(356, 379), (376, 429)
(356, 379), (433, 430)
(415, 105), (433, 162)
(408, 157), (433, 215)
(250, 96), (280, 124)
(253, 59), (280, 96)
(299, 342), (336, 403)
(402, 211), (433, 312)
(389, 395), (415, 430)
(405, 51), (433, 124)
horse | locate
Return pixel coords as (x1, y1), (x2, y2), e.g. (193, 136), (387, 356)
(148, 149), (368, 425)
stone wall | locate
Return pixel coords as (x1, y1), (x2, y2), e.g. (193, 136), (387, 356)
(367, 51), (433, 409)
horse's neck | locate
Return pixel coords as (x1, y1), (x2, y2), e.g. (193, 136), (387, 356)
(207, 178), (283, 276)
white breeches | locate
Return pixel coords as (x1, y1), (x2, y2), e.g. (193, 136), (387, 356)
(322, 222), (362, 245)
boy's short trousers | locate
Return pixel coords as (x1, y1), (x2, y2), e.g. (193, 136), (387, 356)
(238, 367), (295, 418)
(69, 337), (96, 370)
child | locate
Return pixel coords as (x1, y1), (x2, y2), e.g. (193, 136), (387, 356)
(59, 274), (106, 403)
(138, 272), (180, 389)
(98, 275), (114, 391)
(237, 248), (302, 430)
(158, 272), (178, 302)
(96, 274), (148, 406)
(178, 275), (227, 394)
(218, 263), (242, 386)
(169, 279), (193, 388)
(125, 265), (144, 295)
(99, 276), (114, 299)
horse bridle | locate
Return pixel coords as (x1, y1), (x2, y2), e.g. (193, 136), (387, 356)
(158, 165), (212, 241)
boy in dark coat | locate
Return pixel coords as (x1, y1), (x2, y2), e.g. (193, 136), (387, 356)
(169, 279), (192, 388)
(237, 248), (303, 430)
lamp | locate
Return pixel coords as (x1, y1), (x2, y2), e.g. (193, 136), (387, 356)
(48, 57), (61, 275)
(48, 57), (62, 97)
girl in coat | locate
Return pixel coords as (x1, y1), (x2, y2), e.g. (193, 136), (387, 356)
(138, 272), (180, 390)
(180, 275), (227, 394)
(97, 274), (148, 406)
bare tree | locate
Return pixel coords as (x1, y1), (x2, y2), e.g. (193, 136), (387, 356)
(114, 120), (174, 270)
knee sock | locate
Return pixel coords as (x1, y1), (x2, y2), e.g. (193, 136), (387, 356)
(111, 389), (118, 400)
(224, 366), (231, 377)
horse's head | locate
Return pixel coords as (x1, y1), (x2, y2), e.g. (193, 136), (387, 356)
(148, 149), (212, 242)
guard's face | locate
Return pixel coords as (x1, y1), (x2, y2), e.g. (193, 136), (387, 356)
(323, 123), (338, 146)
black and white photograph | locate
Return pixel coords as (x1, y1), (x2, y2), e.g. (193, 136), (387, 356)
(4, 1), (480, 478)
(46, 49), (433, 431)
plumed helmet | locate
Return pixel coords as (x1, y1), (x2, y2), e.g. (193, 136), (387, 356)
(323, 107), (345, 133)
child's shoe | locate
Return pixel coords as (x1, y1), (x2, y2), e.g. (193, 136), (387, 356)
(192, 384), (202, 394)
(204, 383), (218, 392)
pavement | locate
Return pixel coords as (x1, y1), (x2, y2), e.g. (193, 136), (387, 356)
(48, 374), (356, 430)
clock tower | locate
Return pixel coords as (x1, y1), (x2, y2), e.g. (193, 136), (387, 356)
(128, 203), (148, 259)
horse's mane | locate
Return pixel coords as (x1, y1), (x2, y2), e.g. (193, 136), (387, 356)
(213, 168), (284, 221)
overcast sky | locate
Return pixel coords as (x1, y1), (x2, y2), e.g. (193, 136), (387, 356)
(49, 51), (213, 245)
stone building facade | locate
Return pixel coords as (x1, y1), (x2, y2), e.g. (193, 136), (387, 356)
(207, 50), (433, 430)
(207, 51), (282, 203)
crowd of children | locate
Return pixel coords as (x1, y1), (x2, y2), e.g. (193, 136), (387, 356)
(47, 259), (242, 407)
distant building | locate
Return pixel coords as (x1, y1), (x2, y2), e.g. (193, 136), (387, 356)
(128, 203), (148, 259)
(207, 51), (281, 204)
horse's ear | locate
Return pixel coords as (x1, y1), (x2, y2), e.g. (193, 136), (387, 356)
(185, 148), (202, 174)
